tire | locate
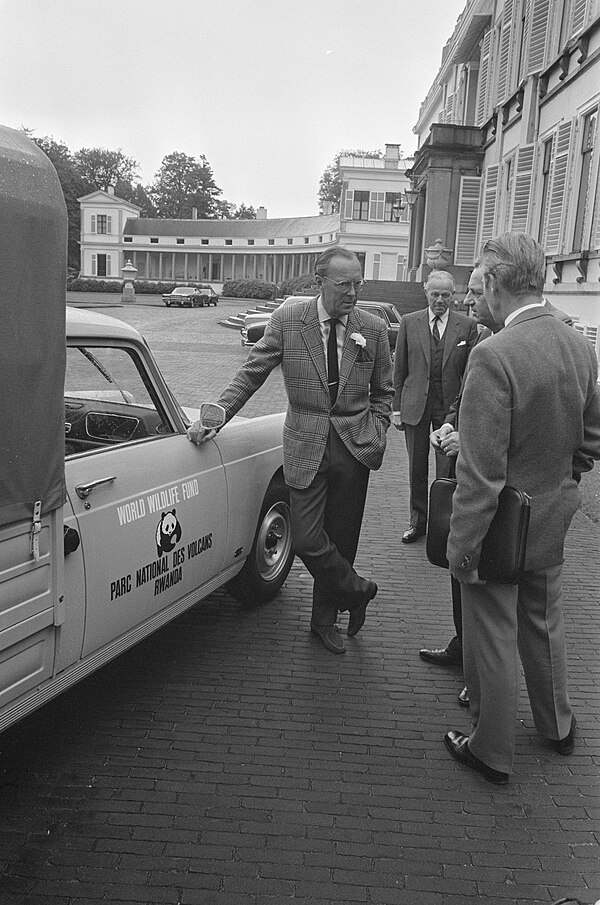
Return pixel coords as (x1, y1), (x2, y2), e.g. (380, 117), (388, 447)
(227, 478), (294, 605)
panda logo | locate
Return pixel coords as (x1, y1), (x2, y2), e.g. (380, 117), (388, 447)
(155, 509), (182, 558)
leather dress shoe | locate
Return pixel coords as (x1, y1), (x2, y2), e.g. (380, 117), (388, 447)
(419, 646), (463, 667)
(444, 731), (509, 784)
(402, 525), (426, 544)
(311, 623), (345, 654)
(347, 581), (378, 637)
(550, 716), (576, 755)
(458, 687), (470, 708)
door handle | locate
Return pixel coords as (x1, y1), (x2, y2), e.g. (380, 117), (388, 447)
(75, 475), (117, 500)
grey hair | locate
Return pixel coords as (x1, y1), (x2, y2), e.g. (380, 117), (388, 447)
(425, 270), (455, 290)
(315, 246), (360, 277)
(479, 232), (546, 297)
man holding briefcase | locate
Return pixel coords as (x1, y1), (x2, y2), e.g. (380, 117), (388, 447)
(444, 233), (600, 784)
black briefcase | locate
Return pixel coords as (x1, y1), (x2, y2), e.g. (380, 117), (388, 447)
(426, 478), (531, 584)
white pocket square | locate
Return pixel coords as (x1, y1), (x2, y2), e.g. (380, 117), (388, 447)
(457, 340), (466, 346)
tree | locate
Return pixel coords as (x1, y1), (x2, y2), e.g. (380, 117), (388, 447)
(215, 200), (257, 220)
(148, 151), (223, 219)
(318, 149), (382, 214)
(25, 131), (88, 271)
(73, 147), (139, 192)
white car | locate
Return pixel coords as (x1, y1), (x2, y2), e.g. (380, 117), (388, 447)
(0, 307), (293, 734)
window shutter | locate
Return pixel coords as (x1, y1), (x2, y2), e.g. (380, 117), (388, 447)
(373, 253), (380, 280)
(396, 255), (406, 281)
(106, 256), (111, 277)
(544, 121), (573, 253)
(527, 0), (550, 73)
(91, 215), (96, 233)
(571, 0), (588, 34)
(369, 192), (384, 221)
(497, 0), (515, 104)
(91, 253), (97, 276)
(455, 176), (482, 265)
(511, 145), (535, 232)
(344, 189), (354, 220)
(107, 216), (112, 235)
(444, 92), (455, 125)
(480, 165), (499, 246)
(476, 30), (492, 126)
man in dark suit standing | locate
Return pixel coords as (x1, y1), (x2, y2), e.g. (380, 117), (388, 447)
(444, 232), (600, 784)
(188, 247), (394, 654)
(393, 271), (477, 543)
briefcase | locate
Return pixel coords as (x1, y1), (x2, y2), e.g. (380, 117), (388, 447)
(426, 478), (531, 584)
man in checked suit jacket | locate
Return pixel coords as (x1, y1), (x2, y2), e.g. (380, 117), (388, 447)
(393, 271), (478, 543)
(188, 247), (394, 654)
(444, 233), (600, 784)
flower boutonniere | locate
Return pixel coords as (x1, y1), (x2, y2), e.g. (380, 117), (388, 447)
(350, 331), (370, 362)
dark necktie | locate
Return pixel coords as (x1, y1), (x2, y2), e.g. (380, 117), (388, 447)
(327, 317), (339, 404)
(432, 315), (441, 345)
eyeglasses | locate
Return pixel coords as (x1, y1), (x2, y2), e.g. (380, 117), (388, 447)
(320, 275), (365, 293)
(428, 291), (453, 300)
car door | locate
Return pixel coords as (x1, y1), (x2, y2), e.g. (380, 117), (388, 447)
(64, 340), (227, 658)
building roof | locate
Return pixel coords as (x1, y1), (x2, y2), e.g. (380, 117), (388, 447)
(78, 189), (141, 210)
(123, 213), (340, 239)
(339, 156), (414, 171)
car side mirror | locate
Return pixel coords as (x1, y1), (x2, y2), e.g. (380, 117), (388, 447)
(200, 402), (226, 431)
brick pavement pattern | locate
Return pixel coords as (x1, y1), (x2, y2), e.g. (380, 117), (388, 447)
(0, 299), (598, 905)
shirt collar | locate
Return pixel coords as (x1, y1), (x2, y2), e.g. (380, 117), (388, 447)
(504, 302), (546, 327)
(429, 308), (449, 326)
(317, 295), (349, 327)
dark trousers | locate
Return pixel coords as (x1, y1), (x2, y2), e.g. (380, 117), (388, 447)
(404, 397), (452, 530)
(289, 427), (370, 627)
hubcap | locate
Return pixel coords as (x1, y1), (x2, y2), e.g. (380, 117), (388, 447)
(255, 502), (292, 582)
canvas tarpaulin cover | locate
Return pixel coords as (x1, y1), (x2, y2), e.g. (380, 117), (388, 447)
(0, 125), (67, 527)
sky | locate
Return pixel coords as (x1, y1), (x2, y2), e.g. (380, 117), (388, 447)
(0, 0), (466, 218)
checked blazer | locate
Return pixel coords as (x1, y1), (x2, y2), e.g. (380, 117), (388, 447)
(216, 296), (394, 489)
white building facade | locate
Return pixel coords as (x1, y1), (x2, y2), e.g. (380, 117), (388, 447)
(78, 144), (413, 287)
(409, 0), (600, 356)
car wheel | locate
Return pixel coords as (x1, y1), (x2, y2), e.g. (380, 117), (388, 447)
(227, 478), (294, 605)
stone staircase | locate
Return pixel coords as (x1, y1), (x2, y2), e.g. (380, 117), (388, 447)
(220, 282), (427, 331)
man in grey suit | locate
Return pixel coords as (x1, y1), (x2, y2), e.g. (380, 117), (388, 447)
(188, 247), (394, 654)
(444, 232), (600, 784)
(393, 271), (477, 543)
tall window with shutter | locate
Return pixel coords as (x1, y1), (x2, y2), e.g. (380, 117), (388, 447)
(537, 137), (554, 242)
(545, 121), (573, 253)
(526, 0), (550, 73)
(511, 145), (535, 232)
(572, 109), (598, 252)
(475, 30), (492, 126)
(479, 165), (499, 246)
(343, 186), (354, 221)
(455, 176), (482, 265)
(497, 0), (515, 105)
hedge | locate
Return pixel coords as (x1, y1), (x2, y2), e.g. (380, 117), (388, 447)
(66, 278), (216, 295)
(222, 279), (278, 300)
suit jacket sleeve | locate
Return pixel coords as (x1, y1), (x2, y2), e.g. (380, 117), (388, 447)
(392, 316), (408, 412)
(572, 372), (600, 482)
(216, 310), (283, 420)
(447, 343), (511, 571)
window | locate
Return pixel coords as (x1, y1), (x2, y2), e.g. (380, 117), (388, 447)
(176, 238), (184, 245)
(201, 238), (208, 245)
(287, 238), (293, 245)
(573, 109), (597, 252)
(124, 236), (132, 243)
(385, 193), (404, 222)
(318, 235), (323, 243)
(92, 253), (111, 277)
(352, 191), (370, 220)
(225, 239), (232, 245)
(268, 239), (275, 245)
(150, 237), (158, 244)
(96, 214), (111, 235)
(304, 237), (309, 244)
(537, 138), (553, 242)
(64, 345), (173, 455)
(369, 192), (385, 221)
(247, 239), (255, 245)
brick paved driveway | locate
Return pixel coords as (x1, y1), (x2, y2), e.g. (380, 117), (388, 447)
(0, 300), (598, 905)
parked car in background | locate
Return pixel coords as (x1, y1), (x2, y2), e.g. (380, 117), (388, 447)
(241, 298), (402, 353)
(163, 285), (219, 307)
